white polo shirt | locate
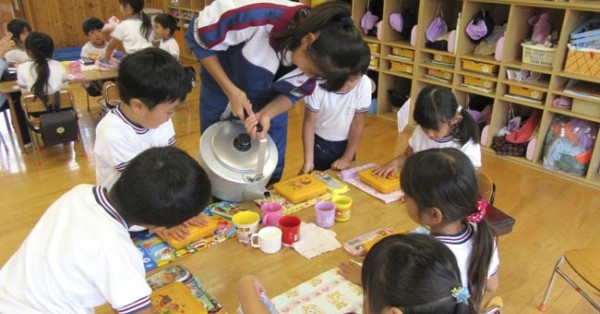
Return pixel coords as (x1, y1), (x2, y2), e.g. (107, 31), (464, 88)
(305, 74), (372, 142)
(409, 125), (482, 168)
(159, 37), (179, 60)
(81, 41), (108, 59)
(5, 48), (29, 64)
(17, 59), (67, 94)
(434, 223), (500, 288)
(111, 19), (152, 54)
(0, 185), (151, 313)
(94, 106), (175, 189)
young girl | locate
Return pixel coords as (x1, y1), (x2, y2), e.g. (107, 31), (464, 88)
(186, 0), (367, 183)
(103, 0), (152, 60)
(401, 148), (499, 312)
(17, 32), (67, 104)
(238, 233), (475, 314)
(5, 19), (31, 65)
(374, 85), (481, 178)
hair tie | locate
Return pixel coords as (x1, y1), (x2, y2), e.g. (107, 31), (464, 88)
(467, 199), (488, 223)
(451, 286), (470, 304)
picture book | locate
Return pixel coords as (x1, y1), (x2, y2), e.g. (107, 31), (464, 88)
(133, 215), (235, 271)
(147, 265), (223, 313)
(254, 190), (332, 216)
(273, 174), (329, 204)
(271, 268), (363, 313)
(151, 282), (208, 314)
(206, 201), (249, 220)
(311, 171), (349, 194)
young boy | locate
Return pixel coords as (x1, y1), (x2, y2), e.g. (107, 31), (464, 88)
(81, 17), (109, 97)
(94, 47), (195, 238)
(153, 13), (179, 60)
(299, 44), (373, 173)
(0, 146), (212, 313)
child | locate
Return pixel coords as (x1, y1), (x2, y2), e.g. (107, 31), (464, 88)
(374, 85), (481, 178)
(153, 13), (179, 60)
(186, 0), (367, 183)
(299, 42), (372, 173)
(5, 18), (31, 65)
(81, 17), (108, 61)
(17, 32), (67, 104)
(0, 146), (212, 313)
(81, 17), (109, 97)
(103, 0), (152, 60)
(238, 233), (475, 314)
(94, 47), (197, 239)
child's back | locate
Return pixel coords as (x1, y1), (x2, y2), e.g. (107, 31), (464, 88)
(16, 32), (66, 97)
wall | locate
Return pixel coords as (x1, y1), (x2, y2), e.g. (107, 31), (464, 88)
(22, 0), (163, 48)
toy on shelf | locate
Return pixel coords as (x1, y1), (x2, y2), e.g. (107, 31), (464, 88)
(273, 174), (328, 204)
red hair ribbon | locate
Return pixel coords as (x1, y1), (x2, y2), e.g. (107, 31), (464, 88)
(467, 199), (488, 223)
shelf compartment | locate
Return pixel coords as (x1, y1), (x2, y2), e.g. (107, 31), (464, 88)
(498, 95), (545, 110)
(458, 2), (510, 57)
(417, 76), (453, 89)
(375, 73), (412, 116)
(504, 60), (553, 75)
(555, 71), (600, 85)
(459, 53), (501, 65)
(381, 68), (413, 80)
(380, 0), (420, 43)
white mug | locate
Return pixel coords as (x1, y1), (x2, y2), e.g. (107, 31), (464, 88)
(250, 226), (282, 254)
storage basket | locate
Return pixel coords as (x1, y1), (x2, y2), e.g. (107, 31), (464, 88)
(564, 46), (600, 79)
(521, 43), (556, 67)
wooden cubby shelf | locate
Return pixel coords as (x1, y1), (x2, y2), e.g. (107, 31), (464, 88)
(353, 0), (600, 188)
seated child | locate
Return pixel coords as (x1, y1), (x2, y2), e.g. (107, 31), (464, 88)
(374, 85), (481, 178)
(81, 17), (110, 97)
(5, 18), (31, 65)
(94, 47), (195, 239)
(238, 233), (474, 313)
(17, 32), (67, 100)
(341, 148), (499, 313)
(153, 13), (179, 60)
(0, 146), (212, 313)
(300, 43), (372, 173)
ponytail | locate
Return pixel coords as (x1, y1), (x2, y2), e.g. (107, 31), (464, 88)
(467, 218), (495, 312)
(25, 32), (54, 104)
(119, 0), (151, 39)
(457, 108), (480, 145)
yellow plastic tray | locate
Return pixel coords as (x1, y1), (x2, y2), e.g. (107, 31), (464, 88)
(158, 214), (218, 250)
(151, 282), (207, 314)
(358, 169), (401, 194)
(273, 174), (328, 204)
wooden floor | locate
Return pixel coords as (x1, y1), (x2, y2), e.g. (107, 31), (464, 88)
(0, 77), (599, 313)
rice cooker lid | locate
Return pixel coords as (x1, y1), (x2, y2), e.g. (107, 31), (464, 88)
(210, 121), (269, 172)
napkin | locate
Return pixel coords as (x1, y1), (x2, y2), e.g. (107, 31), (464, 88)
(292, 222), (341, 259)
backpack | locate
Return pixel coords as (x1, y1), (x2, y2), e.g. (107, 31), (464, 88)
(36, 92), (78, 146)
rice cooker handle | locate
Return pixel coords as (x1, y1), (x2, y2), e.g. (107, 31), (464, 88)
(255, 135), (267, 181)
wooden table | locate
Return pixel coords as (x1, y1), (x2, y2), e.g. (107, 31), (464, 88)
(0, 68), (118, 151)
(152, 186), (415, 313)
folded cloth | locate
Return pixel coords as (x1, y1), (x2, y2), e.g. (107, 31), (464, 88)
(292, 222), (341, 259)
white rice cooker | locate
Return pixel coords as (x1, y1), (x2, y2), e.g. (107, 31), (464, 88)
(198, 119), (278, 202)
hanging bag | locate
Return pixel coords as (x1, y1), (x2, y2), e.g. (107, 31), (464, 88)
(426, 4), (447, 42)
(37, 92), (78, 146)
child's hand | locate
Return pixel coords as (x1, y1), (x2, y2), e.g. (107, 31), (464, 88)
(183, 213), (207, 228)
(227, 88), (253, 120)
(332, 157), (352, 170)
(337, 261), (362, 286)
(372, 159), (400, 178)
(244, 111), (270, 139)
(298, 163), (314, 175)
(0, 33), (15, 58)
(158, 224), (190, 241)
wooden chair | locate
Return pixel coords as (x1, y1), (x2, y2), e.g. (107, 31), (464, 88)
(477, 171), (496, 205)
(482, 296), (503, 314)
(477, 172), (515, 236)
(99, 81), (120, 115)
(21, 91), (80, 166)
(538, 248), (600, 312)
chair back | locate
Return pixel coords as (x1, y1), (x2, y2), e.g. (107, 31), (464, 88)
(22, 91), (75, 118)
(482, 296), (503, 314)
(477, 171), (496, 205)
(103, 81), (121, 108)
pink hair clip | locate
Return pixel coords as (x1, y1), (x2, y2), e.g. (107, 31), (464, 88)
(467, 199), (488, 223)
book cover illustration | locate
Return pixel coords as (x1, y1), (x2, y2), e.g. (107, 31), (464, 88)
(205, 201), (249, 220)
(151, 281), (208, 314)
(271, 268), (363, 314)
(255, 190), (332, 216)
(133, 215), (235, 271)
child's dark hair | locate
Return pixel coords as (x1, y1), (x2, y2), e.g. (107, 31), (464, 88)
(400, 148), (496, 311)
(362, 233), (474, 314)
(118, 47), (191, 109)
(110, 146), (211, 228)
(352, 41), (371, 76)
(271, 1), (365, 92)
(154, 13), (177, 36)
(25, 32), (54, 104)
(7, 19), (32, 46)
(82, 17), (105, 35)
(413, 85), (480, 145)
(119, 0), (152, 40)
